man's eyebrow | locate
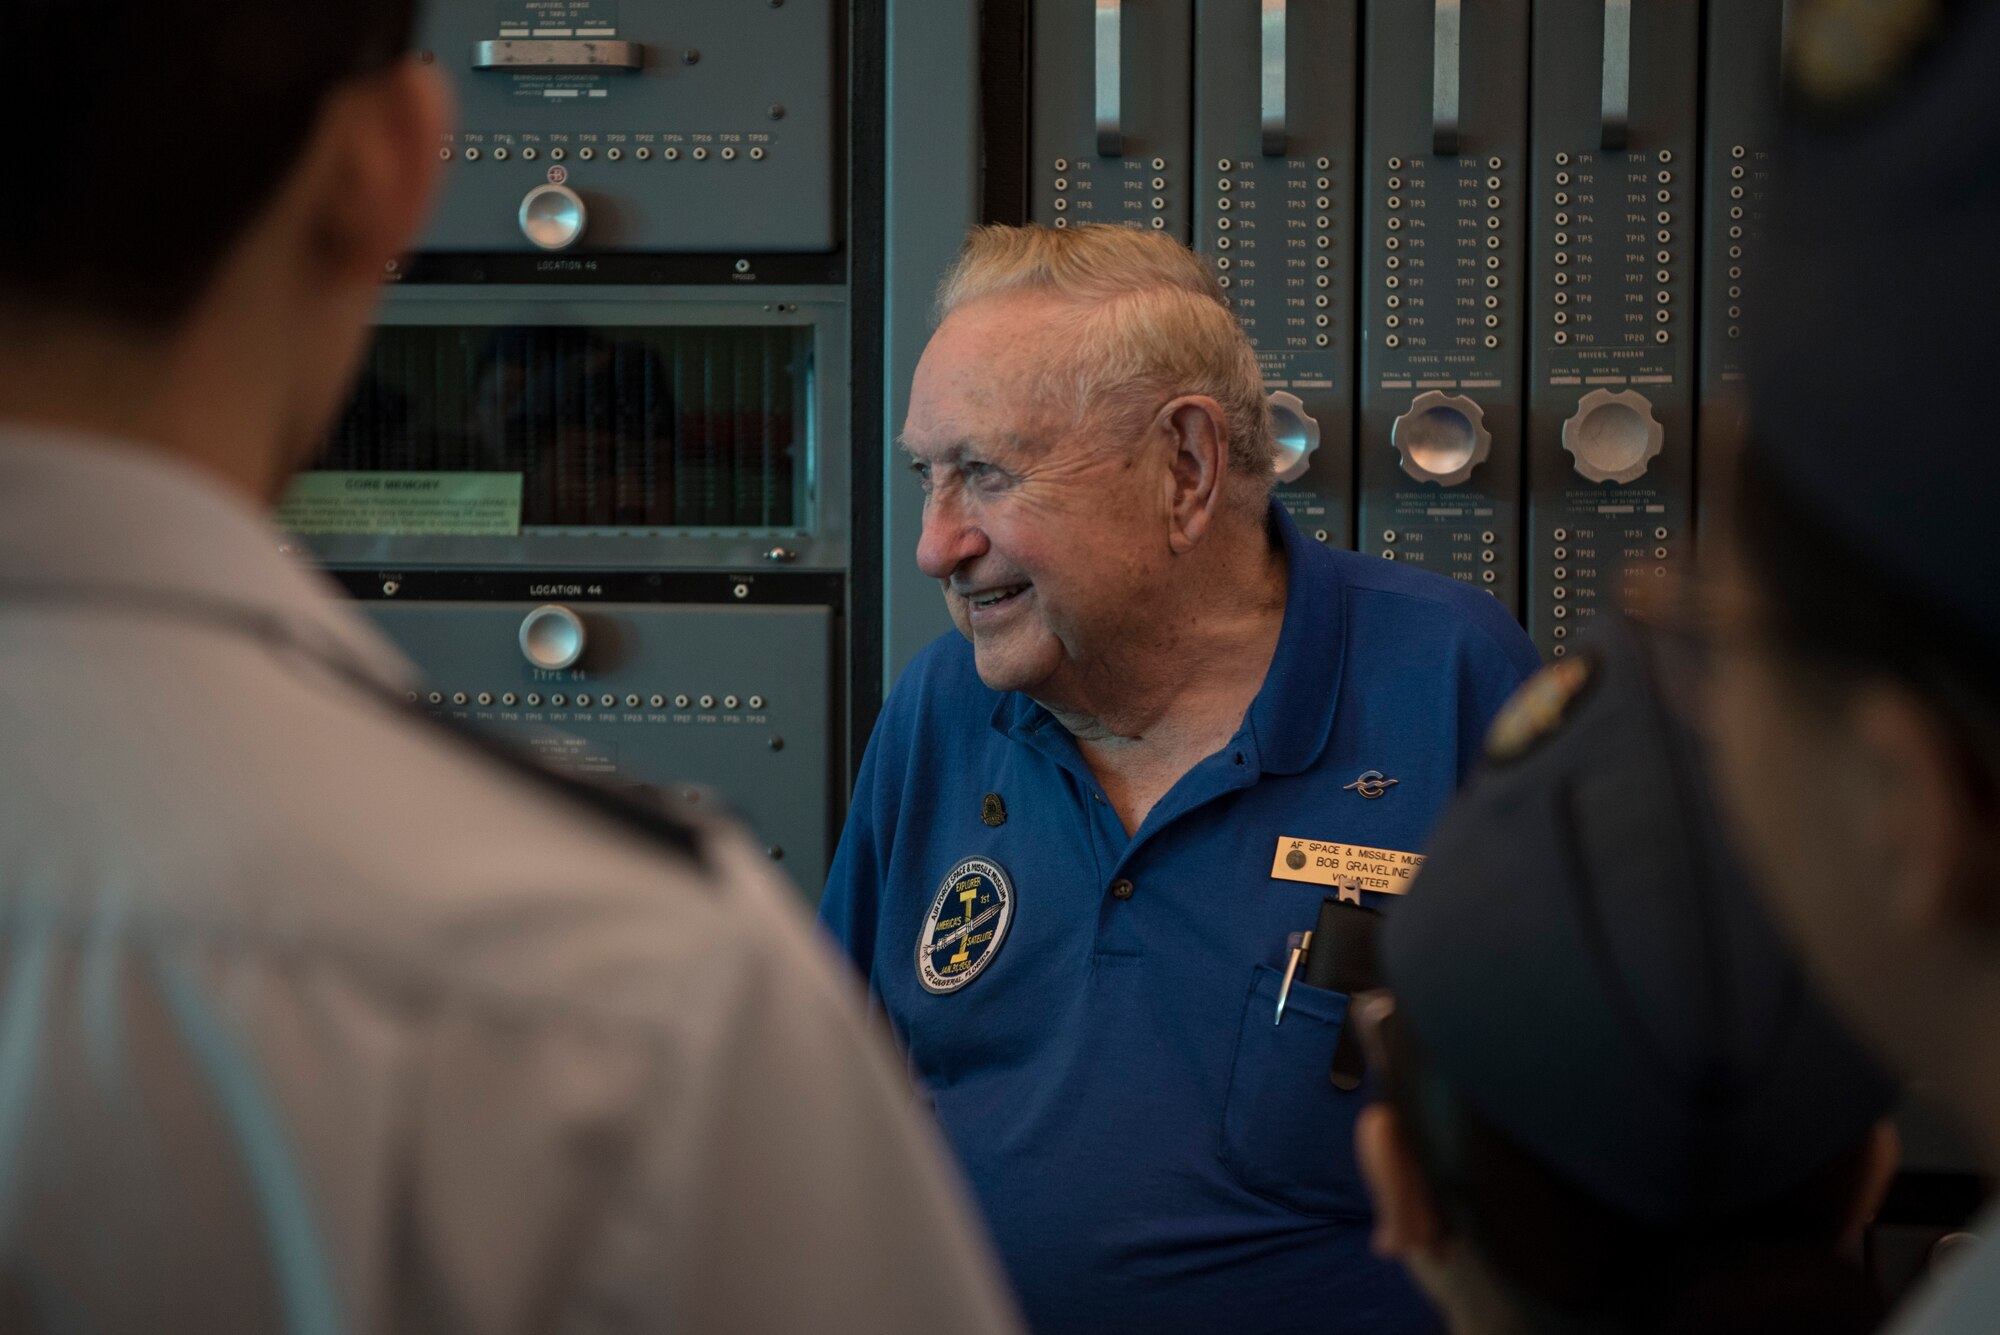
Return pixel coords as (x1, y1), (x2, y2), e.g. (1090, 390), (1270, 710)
(896, 438), (983, 464)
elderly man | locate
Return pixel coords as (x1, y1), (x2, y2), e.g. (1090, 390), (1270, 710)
(821, 224), (1539, 1334)
(1705, 7), (2000, 1334)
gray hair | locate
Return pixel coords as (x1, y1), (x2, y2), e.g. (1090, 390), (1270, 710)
(936, 223), (1276, 480)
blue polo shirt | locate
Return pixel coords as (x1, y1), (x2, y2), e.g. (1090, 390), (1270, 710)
(822, 501), (1539, 1335)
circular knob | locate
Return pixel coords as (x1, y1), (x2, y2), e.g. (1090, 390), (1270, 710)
(519, 184), (586, 251)
(1562, 388), (1664, 484)
(519, 604), (586, 671)
(1267, 391), (1321, 484)
(1390, 391), (1491, 487)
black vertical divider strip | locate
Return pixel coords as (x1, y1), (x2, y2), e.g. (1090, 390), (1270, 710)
(724, 327), (748, 527)
(981, 0), (1031, 226)
(390, 333), (407, 472)
(740, 331), (760, 527)
(700, 335), (721, 524)
(429, 329), (445, 471)
(849, 0), (886, 790)
(557, 330), (578, 523)
(788, 328), (804, 526)
(595, 334), (613, 524)
(374, 336), (392, 471)
(612, 339), (635, 524)
(1350, 3), (1367, 558)
(760, 331), (777, 527)
(439, 328), (450, 470)
(1693, 0), (1712, 533)
(526, 328), (546, 523)
(720, 330), (739, 528)
(643, 335), (664, 525)
(581, 333), (599, 523)
(672, 332), (695, 527)
(462, 332), (481, 473)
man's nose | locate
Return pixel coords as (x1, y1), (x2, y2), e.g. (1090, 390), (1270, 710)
(916, 488), (988, 581)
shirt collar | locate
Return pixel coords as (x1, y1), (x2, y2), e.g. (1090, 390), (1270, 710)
(0, 426), (415, 697)
(1244, 498), (1346, 776)
(990, 497), (1347, 777)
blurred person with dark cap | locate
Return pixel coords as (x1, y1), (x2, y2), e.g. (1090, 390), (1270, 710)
(0, 2), (1021, 1331)
(1354, 620), (1901, 1334)
(1701, 3), (2000, 1331)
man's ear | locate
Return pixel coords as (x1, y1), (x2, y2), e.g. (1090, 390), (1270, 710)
(309, 56), (454, 281)
(1851, 684), (2000, 936)
(1157, 395), (1231, 554)
(1356, 1103), (1445, 1261)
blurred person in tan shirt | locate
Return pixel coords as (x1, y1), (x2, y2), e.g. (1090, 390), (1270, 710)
(0, 2), (1020, 1331)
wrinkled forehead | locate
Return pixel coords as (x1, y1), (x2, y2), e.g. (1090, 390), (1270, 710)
(903, 291), (1080, 452)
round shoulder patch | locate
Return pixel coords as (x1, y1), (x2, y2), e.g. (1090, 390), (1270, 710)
(917, 856), (1015, 995)
(1485, 654), (1597, 764)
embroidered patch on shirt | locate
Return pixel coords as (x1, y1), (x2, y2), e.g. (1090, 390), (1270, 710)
(1270, 838), (1425, 897)
(917, 856), (1016, 995)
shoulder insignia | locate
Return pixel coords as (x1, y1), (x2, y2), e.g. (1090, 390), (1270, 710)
(1485, 655), (1596, 764)
(1788, 0), (1952, 114)
(917, 856), (1016, 995)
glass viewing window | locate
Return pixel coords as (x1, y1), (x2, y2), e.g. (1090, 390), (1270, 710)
(313, 324), (810, 531)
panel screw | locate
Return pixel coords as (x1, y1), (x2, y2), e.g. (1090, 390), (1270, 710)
(769, 104), (786, 121)
(682, 48), (701, 64)
(769, 735), (785, 752)
(766, 846), (784, 860)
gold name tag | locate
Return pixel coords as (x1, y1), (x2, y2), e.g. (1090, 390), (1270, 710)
(1270, 837), (1425, 897)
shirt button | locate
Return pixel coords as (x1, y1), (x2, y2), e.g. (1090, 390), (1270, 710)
(1110, 879), (1135, 900)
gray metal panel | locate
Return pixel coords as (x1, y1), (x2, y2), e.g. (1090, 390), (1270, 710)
(884, 0), (980, 686)
(1031, 0), (1194, 241)
(1526, 0), (1702, 658)
(1697, 0), (1784, 537)
(416, 0), (837, 253)
(370, 601), (837, 896)
(1357, 0), (1531, 607)
(303, 287), (850, 572)
(1196, 0), (1360, 550)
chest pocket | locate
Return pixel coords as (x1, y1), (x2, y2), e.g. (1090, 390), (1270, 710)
(1217, 965), (1371, 1219)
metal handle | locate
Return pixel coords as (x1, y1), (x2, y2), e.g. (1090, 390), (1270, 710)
(1432, 0), (1462, 157)
(1601, 0), (1632, 151)
(1261, 0), (1288, 156)
(1096, 0), (1124, 157)
(472, 39), (644, 71)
